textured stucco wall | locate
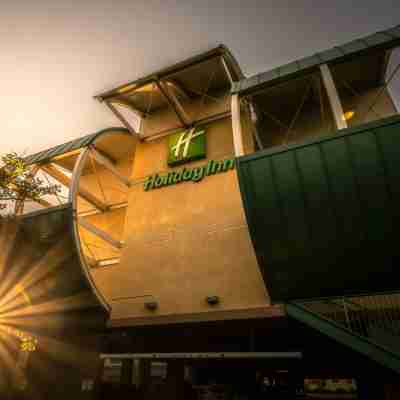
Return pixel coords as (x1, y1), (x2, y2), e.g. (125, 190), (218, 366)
(89, 115), (269, 325)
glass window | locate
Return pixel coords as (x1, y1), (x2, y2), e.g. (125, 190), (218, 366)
(247, 71), (335, 150)
(330, 45), (400, 128)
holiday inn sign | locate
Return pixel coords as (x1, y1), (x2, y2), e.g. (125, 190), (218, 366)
(168, 127), (206, 166)
(144, 127), (235, 191)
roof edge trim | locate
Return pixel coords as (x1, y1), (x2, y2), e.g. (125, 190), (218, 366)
(232, 24), (400, 96)
(24, 127), (130, 166)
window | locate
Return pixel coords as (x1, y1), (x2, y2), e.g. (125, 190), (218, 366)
(330, 46), (400, 128)
(247, 71), (335, 149)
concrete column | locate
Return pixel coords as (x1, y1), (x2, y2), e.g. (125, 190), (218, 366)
(320, 64), (347, 130)
(231, 94), (245, 156)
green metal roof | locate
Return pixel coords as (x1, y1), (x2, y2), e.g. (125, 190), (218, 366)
(25, 127), (129, 165)
(232, 24), (400, 95)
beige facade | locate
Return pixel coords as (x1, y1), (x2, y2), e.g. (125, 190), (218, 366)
(88, 116), (270, 325)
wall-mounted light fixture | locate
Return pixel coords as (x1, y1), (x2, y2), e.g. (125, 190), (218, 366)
(206, 296), (220, 306)
(343, 110), (355, 121)
(144, 301), (158, 311)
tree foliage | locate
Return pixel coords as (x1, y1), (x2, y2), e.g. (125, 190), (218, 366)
(0, 152), (60, 212)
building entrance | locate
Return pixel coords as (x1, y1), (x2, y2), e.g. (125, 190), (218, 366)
(99, 353), (304, 400)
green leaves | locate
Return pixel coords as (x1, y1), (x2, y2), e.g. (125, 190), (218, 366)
(0, 152), (60, 213)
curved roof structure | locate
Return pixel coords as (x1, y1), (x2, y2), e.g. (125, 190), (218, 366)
(17, 127), (138, 316)
(24, 127), (129, 166)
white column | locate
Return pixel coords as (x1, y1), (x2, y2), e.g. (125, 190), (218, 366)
(231, 94), (245, 156)
(320, 64), (347, 130)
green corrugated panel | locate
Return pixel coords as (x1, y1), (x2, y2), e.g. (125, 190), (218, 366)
(236, 115), (400, 301)
(286, 302), (400, 374)
(24, 127), (129, 165)
(232, 24), (400, 95)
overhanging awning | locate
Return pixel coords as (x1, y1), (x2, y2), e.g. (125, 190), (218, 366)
(100, 352), (302, 359)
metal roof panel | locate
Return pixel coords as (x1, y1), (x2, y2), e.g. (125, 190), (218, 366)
(340, 39), (366, 54)
(386, 26), (400, 38)
(317, 47), (344, 63)
(297, 55), (319, 70)
(24, 128), (129, 166)
(277, 61), (300, 77)
(251, 69), (280, 90)
(363, 32), (393, 46)
(233, 24), (400, 95)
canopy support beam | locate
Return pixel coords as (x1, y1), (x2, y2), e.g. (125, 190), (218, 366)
(78, 218), (124, 249)
(41, 164), (108, 212)
(105, 101), (139, 136)
(156, 80), (191, 127)
(89, 147), (131, 187)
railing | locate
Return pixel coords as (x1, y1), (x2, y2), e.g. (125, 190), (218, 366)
(293, 292), (400, 353)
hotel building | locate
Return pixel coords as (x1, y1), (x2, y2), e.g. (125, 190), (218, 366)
(1, 24), (400, 400)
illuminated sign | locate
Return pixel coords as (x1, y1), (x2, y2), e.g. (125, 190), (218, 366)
(168, 127), (206, 166)
(144, 159), (235, 191)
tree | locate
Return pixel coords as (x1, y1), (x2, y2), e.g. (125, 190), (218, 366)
(0, 152), (59, 214)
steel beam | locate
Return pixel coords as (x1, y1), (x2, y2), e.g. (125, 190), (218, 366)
(105, 101), (138, 136)
(156, 80), (191, 127)
(90, 147), (131, 187)
(78, 218), (124, 249)
(41, 164), (108, 212)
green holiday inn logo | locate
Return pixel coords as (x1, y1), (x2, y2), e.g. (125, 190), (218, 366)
(143, 126), (235, 192)
(167, 127), (206, 166)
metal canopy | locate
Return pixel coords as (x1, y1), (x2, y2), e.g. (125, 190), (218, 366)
(232, 24), (400, 95)
(24, 127), (129, 166)
(95, 46), (243, 138)
(95, 45), (244, 102)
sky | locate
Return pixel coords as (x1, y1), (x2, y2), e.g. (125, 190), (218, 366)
(1, 0), (399, 155)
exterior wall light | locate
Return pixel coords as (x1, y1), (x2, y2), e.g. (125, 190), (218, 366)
(206, 296), (220, 306)
(343, 111), (355, 121)
(144, 301), (158, 311)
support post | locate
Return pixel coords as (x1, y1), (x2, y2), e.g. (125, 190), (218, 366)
(69, 147), (111, 312)
(231, 94), (245, 156)
(320, 64), (347, 130)
(220, 56), (234, 84)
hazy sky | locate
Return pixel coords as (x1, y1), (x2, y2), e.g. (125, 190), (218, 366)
(1, 0), (399, 155)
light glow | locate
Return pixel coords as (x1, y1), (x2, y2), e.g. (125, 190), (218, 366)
(0, 218), (100, 394)
(343, 110), (355, 121)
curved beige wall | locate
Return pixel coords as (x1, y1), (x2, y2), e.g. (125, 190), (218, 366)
(89, 116), (270, 325)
